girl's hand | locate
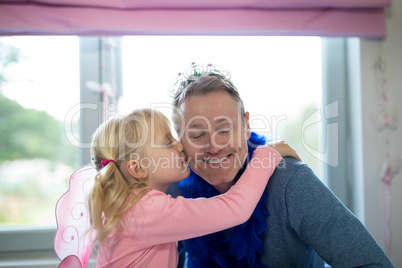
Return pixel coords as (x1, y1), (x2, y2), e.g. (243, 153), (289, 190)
(267, 140), (302, 162)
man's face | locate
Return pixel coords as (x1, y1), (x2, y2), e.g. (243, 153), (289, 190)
(178, 90), (251, 193)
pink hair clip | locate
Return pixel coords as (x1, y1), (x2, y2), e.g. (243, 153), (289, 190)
(101, 159), (116, 167)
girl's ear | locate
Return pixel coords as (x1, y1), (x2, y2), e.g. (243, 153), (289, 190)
(126, 159), (148, 179)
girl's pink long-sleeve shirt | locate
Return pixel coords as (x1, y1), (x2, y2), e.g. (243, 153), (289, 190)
(96, 146), (282, 267)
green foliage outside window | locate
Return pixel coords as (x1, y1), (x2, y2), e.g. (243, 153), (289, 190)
(0, 40), (79, 226)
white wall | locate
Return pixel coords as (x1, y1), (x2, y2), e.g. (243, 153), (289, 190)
(358, 1), (402, 266)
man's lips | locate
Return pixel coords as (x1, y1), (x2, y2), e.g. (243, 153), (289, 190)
(203, 154), (231, 164)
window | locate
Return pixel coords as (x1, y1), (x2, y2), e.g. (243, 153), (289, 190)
(0, 36), (323, 228)
(0, 36), (80, 227)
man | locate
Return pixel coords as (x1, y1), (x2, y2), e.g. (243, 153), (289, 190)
(168, 64), (392, 267)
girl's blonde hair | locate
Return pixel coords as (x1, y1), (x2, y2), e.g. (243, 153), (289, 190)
(88, 108), (171, 249)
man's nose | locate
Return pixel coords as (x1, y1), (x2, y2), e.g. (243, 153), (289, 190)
(205, 133), (228, 154)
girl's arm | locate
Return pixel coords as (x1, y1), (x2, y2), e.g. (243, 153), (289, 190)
(129, 146), (282, 246)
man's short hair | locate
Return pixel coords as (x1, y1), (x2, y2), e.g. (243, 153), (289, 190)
(171, 73), (246, 135)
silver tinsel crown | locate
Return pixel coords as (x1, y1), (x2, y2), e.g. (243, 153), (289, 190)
(170, 62), (231, 95)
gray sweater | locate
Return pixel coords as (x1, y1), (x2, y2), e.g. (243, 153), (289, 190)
(169, 157), (393, 267)
(262, 157), (392, 267)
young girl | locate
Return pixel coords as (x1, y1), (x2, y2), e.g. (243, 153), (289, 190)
(88, 108), (288, 267)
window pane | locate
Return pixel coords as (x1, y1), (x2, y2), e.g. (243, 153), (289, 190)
(0, 36), (80, 227)
(121, 36), (323, 179)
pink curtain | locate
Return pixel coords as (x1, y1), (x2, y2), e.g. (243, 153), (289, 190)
(0, 0), (391, 37)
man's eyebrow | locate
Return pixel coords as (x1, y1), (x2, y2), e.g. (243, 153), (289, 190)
(215, 117), (232, 125)
(188, 123), (207, 129)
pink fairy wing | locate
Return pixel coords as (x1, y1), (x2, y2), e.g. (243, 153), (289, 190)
(58, 255), (82, 268)
(55, 166), (97, 268)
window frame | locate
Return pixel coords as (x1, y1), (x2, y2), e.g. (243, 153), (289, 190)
(321, 38), (350, 207)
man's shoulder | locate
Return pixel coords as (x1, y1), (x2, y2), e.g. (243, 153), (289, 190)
(268, 157), (319, 193)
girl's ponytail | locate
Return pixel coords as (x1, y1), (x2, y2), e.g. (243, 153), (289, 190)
(89, 161), (133, 246)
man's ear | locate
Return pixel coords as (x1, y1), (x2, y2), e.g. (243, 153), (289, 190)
(245, 111), (251, 139)
(126, 159), (148, 179)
